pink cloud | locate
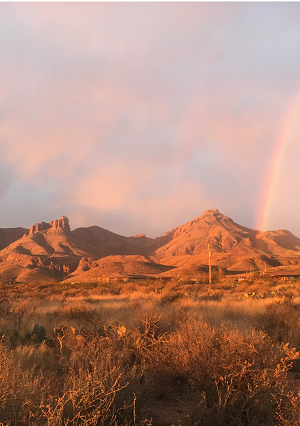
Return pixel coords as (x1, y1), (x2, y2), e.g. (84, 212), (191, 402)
(1, 2), (300, 237)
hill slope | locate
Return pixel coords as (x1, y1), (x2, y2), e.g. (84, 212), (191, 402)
(0, 227), (29, 251)
(1, 210), (300, 283)
(72, 226), (156, 256)
(63, 255), (175, 283)
(155, 209), (300, 258)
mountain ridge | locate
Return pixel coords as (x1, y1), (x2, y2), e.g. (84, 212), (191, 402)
(1, 210), (300, 283)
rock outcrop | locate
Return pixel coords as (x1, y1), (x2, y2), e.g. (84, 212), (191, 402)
(50, 216), (71, 233)
(29, 222), (51, 234)
(76, 257), (99, 272)
(4, 252), (71, 276)
(29, 216), (70, 235)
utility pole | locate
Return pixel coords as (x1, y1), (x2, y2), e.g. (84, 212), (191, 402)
(208, 244), (212, 284)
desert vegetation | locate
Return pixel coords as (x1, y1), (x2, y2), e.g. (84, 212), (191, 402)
(1, 275), (300, 425)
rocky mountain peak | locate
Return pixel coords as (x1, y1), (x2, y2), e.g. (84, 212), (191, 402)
(29, 216), (70, 235)
(29, 221), (51, 234)
(201, 209), (230, 221)
(203, 209), (220, 215)
(50, 216), (70, 232)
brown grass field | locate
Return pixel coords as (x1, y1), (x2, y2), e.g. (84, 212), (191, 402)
(1, 274), (300, 425)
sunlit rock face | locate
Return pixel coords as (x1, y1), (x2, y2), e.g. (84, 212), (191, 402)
(2, 209), (300, 285)
(50, 216), (71, 233)
(29, 216), (70, 234)
(29, 221), (51, 234)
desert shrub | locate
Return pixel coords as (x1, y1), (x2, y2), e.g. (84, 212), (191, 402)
(41, 371), (136, 425)
(9, 300), (37, 329)
(0, 317), (152, 425)
(0, 346), (10, 414)
(120, 283), (139, 294)
(0, 344), (50, 425)
(160, 291), (182, 305)
(143, 316), (299, 425)
(0, 296), (11, 330)
(259, 293), (300, 350)
(175, 283), (201, 295)
(199, 293), (223, 302)
(47, 321), (152, 425)
(2, 282), (300, 425)
(58, 301), (96, 320)
(276, 390), (300, 426)
(41, 331), (149, 425)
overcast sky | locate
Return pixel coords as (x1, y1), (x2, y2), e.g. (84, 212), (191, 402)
(1, 2), (300, 237)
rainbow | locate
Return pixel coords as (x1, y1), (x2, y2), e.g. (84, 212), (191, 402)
(256, 87), (300, 232)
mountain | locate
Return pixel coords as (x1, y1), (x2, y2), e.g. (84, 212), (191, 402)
(0, 227), (29, 251)
(155, 209), (300, 258)
(72, 226), (156, 256)
(1, 210), (300, 283)
(0, 215), (163, 283)
(63, 255), (175, 283)
(156, 210), (300, 257)
(0, 216), (110, 259)
(154, 209), (300, 272)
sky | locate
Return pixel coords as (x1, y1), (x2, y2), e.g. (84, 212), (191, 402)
(1, 2), (300, 238)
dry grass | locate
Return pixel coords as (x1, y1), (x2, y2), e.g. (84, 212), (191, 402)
(143, 316), (299, 425)
(1, 277), (300, 424)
